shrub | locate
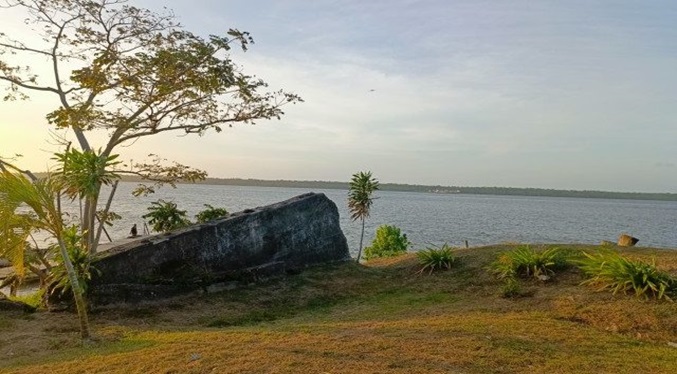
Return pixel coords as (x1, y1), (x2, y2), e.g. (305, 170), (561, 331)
(491, 245), (568, 281)
(195, 204), (229, 223)
(500, 277), (523, 298)
(143, 199), (191, 232)
(576, 250), (676, 301)
(417, 244), (456, 274)
(363, 225), (411, 260)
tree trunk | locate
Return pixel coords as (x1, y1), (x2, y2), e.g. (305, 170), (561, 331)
(356, 218), (366, 263)
(56, 237), (91, 341)
(92, 180), (118, 252)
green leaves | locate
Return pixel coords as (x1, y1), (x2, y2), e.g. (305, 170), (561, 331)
(364, 225), (410, 260)
(491, 246), (568, 280)
(417, 244), (457, 275)
(142, 199), (191, 233)
(195, 204), (229, 224)
(576, 250), (676, 301)
(348, 171), (379, 222)
(53, 148), (121, 199)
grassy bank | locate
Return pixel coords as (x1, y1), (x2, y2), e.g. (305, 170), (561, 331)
(1, 244), (676, 373)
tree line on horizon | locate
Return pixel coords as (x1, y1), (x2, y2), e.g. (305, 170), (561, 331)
(108, 175), (675, 202)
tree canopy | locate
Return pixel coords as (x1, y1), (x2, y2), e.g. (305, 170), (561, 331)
(1, 0), (301, 155)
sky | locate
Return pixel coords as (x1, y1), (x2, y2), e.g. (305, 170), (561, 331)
(1, 0), (676, 192)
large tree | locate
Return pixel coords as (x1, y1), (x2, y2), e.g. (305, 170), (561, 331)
(0, 0), (300, 343)
(0, 0), (301, 254)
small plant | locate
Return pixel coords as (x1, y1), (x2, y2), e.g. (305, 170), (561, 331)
(417, 244), (456, 274)
(491, 245), (568, 281)
(143, 199), (191, 232)
(576, 250), (676, 301)
(500, 277), (523, 298)
(195, 204), (229, 223)
(364, 225), (411, 260)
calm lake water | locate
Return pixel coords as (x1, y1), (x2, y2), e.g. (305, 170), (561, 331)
(96, 182), (677, 254)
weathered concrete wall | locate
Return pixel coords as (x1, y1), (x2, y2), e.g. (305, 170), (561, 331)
(90, 192), (349, 304)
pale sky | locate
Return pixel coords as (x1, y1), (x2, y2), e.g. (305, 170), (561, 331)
(1, 0), (676, 192)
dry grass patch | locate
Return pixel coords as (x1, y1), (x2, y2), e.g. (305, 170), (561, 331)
(1, 244), (676, 373)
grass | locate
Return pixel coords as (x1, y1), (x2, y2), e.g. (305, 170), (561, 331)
(0, 244), (676, 373)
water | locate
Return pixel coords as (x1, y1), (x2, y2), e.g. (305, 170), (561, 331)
(94, 182), (677, 254)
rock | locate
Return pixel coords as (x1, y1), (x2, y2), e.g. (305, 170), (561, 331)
(0, 295), (36, 313)
(617, 234), (639, 247)
(89, 193), (350, 305)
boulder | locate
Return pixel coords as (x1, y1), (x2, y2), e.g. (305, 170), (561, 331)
(0, 295), (35, 312)
(89, 193), (350, 305)
(617, 234), (639, 247)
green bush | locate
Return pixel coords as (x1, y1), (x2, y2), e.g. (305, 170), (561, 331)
(363, 225), (411, 260)
(417, 244), (456, 274)
(491, 245), (568, 281)
(143, 199), (191, 232)
(195, 204), (229, 223)
(576, 250), (676, 301)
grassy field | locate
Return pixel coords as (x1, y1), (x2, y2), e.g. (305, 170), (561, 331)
(1, 244), (676, 373)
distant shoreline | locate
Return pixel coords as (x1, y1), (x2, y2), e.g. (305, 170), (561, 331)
(116, 176), (677, 202)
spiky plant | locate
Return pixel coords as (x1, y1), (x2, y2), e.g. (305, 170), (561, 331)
(576, 250), (676, 301)
(417, 244), (456, 275)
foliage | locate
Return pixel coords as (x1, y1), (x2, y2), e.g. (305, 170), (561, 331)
(143, 200), (191, 232)
(0, 196), (34, 279)
(416, 243), (456, 274)
(491, 245), (568, 280)
(195, 204), (229, 223)
(0, 0), (301, 150)
(364, 225), (411, 260)
(500, 277), (523, 298)
(52, 149), (120, 200)
(348, 171), (380, 222)
(0, 170), (92, 339)
(47, 226), (99, 297)
(348, 171), (379, 262)
(576, 250), (676, 301)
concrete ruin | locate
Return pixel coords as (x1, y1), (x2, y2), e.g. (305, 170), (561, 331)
(89, 192), (350, 305)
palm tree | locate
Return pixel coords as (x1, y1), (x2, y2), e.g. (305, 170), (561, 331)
(0, 171), (92, 341)
(53, 148), (120, 254)
(348, 171), (379, 262)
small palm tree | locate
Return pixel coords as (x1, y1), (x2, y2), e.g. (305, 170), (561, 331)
(348, 171), (379, 262)
(0, 171), (92, 341)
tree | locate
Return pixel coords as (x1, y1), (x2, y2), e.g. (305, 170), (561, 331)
(0, 0), (302, 255)
(0, 0), (300, 343)
(348, 171), (379, 263)
(0, 170), (92, 341)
